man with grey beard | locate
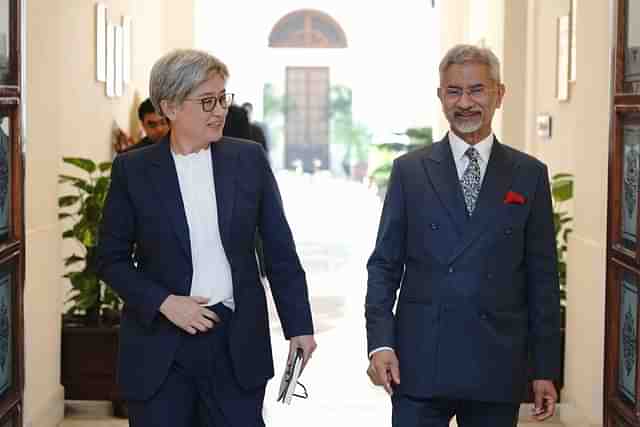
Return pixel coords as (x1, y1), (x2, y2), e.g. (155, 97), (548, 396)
(365, 44), (561, 427)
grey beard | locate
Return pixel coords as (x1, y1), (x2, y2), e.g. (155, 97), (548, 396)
(453, 118), (482, 134)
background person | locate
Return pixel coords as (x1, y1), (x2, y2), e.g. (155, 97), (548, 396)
(113, 98), (170, 153)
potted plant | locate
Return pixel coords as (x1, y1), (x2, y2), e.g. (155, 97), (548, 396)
(551, 173), (573, 394)
(525, 172), (573, 403)
(59, 157), (121, 322)
(551, 173), (574, 309)
(58, 157), (125, 416)
(368, 127), (433, 198)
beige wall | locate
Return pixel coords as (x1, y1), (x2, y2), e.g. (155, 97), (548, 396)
(24, 1), (193, 426)
(25, 0), (65, 424)
(164, 1), (195, 52)
(441, 0), (612, 425)
(522, 1), (610, 424)
(501, 0), (527, 152)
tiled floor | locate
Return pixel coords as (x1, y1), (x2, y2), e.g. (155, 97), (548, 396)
(61, 173), (572, 427)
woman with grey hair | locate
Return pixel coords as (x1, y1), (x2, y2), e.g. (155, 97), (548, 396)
(97, 49), (316, 426)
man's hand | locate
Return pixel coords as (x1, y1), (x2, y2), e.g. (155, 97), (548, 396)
(113, 128), (134, 153)
(289, 335), (317, 373)
(159, 295), (220, 335)
(367, 349), (400, 395)
(531, 379), (557, 421)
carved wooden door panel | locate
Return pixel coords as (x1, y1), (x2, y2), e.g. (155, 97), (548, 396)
(605, 1), (640, 425)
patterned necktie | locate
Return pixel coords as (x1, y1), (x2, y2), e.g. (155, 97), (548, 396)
(460, 147), (481, 216)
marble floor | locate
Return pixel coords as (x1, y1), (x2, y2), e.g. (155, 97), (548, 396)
(61, 172), (571, 427)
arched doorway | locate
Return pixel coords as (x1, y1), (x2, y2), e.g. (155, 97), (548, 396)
(269, 9), (347, 172)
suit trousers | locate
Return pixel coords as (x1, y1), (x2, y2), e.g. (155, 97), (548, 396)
(392, 394), (519, 427)
(126, 303), (266, 427)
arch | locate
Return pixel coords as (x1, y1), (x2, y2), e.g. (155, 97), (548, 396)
(269, 9), (347, 48)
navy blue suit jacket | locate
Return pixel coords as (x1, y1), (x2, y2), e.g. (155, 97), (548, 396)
(365, 135), (561, 402)
(97, 136), (313, 400)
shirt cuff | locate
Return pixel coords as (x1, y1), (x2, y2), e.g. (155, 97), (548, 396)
(368, 346), (395, 359)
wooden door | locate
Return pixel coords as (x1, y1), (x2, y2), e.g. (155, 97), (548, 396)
(605, 1), (640, 425)
(285, 67), (329, 172)
(0, 0), (22, 425)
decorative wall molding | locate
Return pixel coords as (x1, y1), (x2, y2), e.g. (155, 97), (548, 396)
(95, 3), (131, 98)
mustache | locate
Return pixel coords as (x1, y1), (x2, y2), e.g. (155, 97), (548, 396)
(453, 109), (481, 115)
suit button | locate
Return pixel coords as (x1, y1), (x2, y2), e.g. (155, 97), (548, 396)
(430, 223), (439, 230)
(504, 227), (513, 235)
(448, 266), (454, 273)
(479, 312), (488, 320)
(486, 273), (493, 279)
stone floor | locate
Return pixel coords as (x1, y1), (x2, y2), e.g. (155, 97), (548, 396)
(60, 172), (572, 427)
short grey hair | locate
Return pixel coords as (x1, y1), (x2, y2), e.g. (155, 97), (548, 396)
(439, 44), (501, 82)
(149, 49), (229, 116)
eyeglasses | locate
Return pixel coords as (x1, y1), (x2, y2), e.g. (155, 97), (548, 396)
(183, 93), (235, 112)
(442, 86), (497, 102)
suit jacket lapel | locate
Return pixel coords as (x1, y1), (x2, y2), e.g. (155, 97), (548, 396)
(211, 138), (238, 251)
(148, 138), (192, 260)
(422, 136), (468, 235)
(448, 138), (516, 264)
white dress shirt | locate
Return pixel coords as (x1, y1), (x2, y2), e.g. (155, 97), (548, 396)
(172, 146), (234, 310)
(448, 130), (494, 183)
(368, 131), (495, 358)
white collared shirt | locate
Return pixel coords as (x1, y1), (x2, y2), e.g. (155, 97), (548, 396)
(171, 146), (234, 310)
(448, 130), (494, 183)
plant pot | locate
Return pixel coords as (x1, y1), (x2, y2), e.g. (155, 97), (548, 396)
(61, 316), (126, 418)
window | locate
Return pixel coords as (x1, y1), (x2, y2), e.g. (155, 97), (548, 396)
(269, 9), (347, 48)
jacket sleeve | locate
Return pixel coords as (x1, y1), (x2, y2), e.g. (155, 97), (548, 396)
(96, 155), (171, 327)
(365, 159), (407, 354)
(256, 147), (314, 339)
(525, 164), (562, 380)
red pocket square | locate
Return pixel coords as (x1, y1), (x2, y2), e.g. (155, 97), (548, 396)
(504, 191), (526, 205)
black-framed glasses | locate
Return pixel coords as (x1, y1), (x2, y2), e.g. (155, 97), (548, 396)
(442, 86), (497, 102)
(184, 93), (234, 112)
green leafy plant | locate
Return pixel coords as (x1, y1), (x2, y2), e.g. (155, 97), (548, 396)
(368, 127), (433, 197)
(330, 85), (372, 167)
(59, 158), (121, 323)
(405, 126), (433, 149)
(551, 173), (574, 307)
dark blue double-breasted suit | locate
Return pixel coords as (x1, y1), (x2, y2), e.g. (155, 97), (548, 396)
(366, 135), (560, 403)
(97, 136), (313, 403)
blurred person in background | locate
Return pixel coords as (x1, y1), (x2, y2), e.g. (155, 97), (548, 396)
(113, 98), (170, 153)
